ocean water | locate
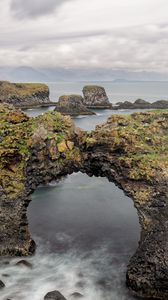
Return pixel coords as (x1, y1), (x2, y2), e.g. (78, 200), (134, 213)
(0, 81), (158, 300)
(48, 81), (168, 103)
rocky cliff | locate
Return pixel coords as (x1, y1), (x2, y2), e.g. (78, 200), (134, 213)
(82, 85), (112, 108)
(0, 103), (168, 299)
(0, 81), (50, 107)
(54, 95), (95, 116)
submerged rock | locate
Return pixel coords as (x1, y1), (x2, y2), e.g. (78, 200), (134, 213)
(82, 85), (112, 108)
(54, 95), (95, 116)
(70, 292), (84, 298)
(0, 280), (5, 289)
(44, 291), (67, 300)
(15, 260), (32, 268)
(0, 80), (50, 108)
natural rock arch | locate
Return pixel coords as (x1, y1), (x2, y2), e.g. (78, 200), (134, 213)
(0, 103), (167, 299)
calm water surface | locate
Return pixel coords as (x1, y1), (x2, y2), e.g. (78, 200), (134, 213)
(0, 81), (154, 300)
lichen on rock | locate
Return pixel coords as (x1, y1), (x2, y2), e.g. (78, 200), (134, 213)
(82, 85), (112, 108)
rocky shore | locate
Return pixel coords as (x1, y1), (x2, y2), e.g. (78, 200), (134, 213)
(54, 95), (95, 116)
(0, 103), (168, 299)
(0, 81), (51, 107)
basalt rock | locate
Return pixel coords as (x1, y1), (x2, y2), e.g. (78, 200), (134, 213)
(54, 95), (95, 116)
(82, 85), (112, 109)
(44, 291), (67, 300)
(0, 280), (5, 289)
(0, 81), (50, 108)
(114, 98), (168, 110)
(0, 103), (168, 299)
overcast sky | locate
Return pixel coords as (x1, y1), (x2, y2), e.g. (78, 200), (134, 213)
(1, 0), (168, 73)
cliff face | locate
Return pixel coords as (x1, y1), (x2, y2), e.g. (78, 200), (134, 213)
(54, 95), (95, 116)
(82, 85), (112, 108)
(0, 103), (168, 299)
(0, 81), (50, 107)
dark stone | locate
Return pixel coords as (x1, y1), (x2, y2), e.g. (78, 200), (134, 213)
(54, 95), (95, 116)
(15, 260), (32, 268)
(0, 279), (5, 289)
(44, 290), (67, 300)
(114, 98), (168, 110)
(70, 292), (84, 298)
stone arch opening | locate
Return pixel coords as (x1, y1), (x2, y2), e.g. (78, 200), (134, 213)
(28, 172), (140, 253)
(26, 171), (140, 299)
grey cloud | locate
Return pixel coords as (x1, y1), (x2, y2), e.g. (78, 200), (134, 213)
(10, 0), (69, 18)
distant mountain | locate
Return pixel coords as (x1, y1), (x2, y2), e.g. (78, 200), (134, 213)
(0, 66), (168, 82)
(9, 66), (49, 82)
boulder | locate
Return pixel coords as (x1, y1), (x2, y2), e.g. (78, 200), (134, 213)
(44, 290), (67, 300)
(82, 85), (112, 109)
(70, 292), (84, 298)
(15, 260), (32, 268)
(0, 81), (50, 108)
(0, 280), (5, 289)
(54, 95), (95, 116)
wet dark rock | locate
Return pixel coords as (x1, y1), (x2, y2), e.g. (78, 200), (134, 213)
(114, 98), (168, 110)
(15, 260), (32, 268)
(70, 292), (84, 298)
(0, 279), (5, 289)
(54, 95), (95, 116)
(2, 274), (10, 277)
(44, 290), (67, 300)
(82, 85), (112, 109)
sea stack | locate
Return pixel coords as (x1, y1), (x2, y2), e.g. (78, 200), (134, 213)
(54, 95), (95, 116)
(82, 85), (112, 109)
(0, 81), (50, 108)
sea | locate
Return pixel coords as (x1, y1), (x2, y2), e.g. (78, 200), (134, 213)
(1, 81), (167, 300)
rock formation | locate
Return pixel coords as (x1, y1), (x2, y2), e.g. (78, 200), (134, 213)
(0, 81), (50, 108)
(82, 85), (112, 108)
(114, 98), (168, 110)
(54, 95), (95, 116)
(44, 290), (67, 300)
(0, 103), (168, 299)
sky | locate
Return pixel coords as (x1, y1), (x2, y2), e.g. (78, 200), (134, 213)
(1, 0), (168, 73)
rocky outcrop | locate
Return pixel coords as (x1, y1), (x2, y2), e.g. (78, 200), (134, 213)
(0, 103), (168, 299)
(114, 98), (168, 109)
(82, 85), (112, 109)
(44, 291), (67, 300)
(0, 81), (50, 108)
(54, 95), (95, 116)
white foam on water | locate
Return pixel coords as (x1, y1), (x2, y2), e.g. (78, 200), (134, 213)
(0, 237), (134, 300)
